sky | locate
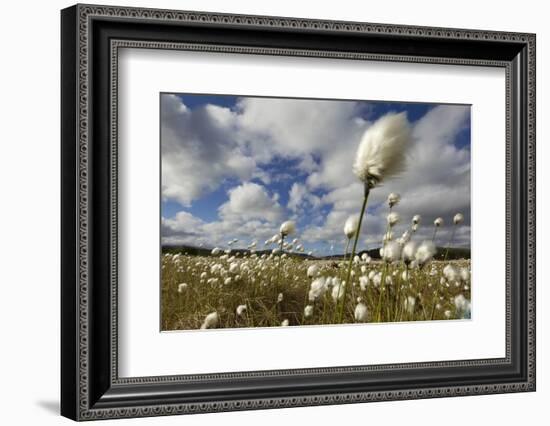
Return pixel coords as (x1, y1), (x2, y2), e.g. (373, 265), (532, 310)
(160, 93), (471, 256)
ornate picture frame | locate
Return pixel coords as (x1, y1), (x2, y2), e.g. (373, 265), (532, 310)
(61, 4), (535, 421)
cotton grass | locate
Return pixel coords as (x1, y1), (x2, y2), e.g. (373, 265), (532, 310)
(352, 112), (411, 188)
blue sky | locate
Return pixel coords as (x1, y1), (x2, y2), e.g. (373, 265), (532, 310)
(161, 93), (471, 255)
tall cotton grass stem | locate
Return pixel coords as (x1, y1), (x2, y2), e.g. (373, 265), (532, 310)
(432, 218), (443, 242)
(275, 234), (285, 294)
(337, 185), (370, 323)
(343, 238), (351, 262)
(443, 226), (457, 262)
(444, 213), (463, 261)
(343, 215), (358, 262)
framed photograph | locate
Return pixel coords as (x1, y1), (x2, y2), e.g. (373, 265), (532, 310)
(61, 4), (536, 421)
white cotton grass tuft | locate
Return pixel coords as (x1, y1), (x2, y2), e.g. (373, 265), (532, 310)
(459, 267), (470, 283)
(380, 241), (402, 263)
(443, 264), (459, 283)
(387, 192), (401, 208)
(277, 293), (284, 303)
(200, 312), (219, 329)
(359, 275), (369, 291)
(454, 294), (468, 311)
(308, 277), (327, 302)
(454, 294), (471, 318)
(403, 296), (416, 315)
(387, 212), (400, 227)
(415, 240), (437, 267)
(354, 302), (368, 322)
(307, 264), (320, 278)
(281, 319), (289, 327)
(177, 283), (188, 293)
(402, 241), (418, 265)
(398, 230), (411, 246)
(344, 215), (359, 239)
(434, 217), (444, 227)
(331, 279), (345, 302)
(236, 304), (247, 316)
(279, 221), (296, 237)
(304, 305), (314, 318)
(229, 262), (240, 274)
(412, 214), (421, 225)
(453, 213), (464, 225)
(352, 112), (411, 188)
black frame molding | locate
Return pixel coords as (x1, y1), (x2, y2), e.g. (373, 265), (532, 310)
(61, 4), (536, 421)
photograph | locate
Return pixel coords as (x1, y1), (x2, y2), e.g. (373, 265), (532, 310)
(160, 93), (472, 330)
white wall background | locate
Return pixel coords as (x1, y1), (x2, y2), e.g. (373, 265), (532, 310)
(0, 0), (546, 424)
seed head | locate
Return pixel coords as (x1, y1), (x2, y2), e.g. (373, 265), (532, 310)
(279, 221), (296, 237)
(404, 296), (416, 314)
(307, 264), (320, 278)
(236, 304), (247, 316)
(308, 277), (327, 302)
(344, 215), (359, 239)
(402, 241), (418, 265)
(200, 312), (219, 329)
(354, 302), (368, 322)
(453, 213), (464, 225)
(381, 241), (402, 263)
(387, 212), (400, 227)
(352, 112), (411, 188)
(415, 240), (436, 267)
(387, 192), (401, 208)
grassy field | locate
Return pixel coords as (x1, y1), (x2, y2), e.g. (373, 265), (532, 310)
(161, 250), (471, 331)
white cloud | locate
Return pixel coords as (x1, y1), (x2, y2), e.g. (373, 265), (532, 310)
(162, 182), (285, 248)
(218, 182), (283, 222)
(161, 95), (371, 207)
(161, 94), (256, 206)
(287, 183), (321, 213)
(163, 210), (204, 232)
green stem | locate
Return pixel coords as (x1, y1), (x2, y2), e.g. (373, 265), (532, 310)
(443, 226), (456, 262)
(322, 294), (328, 324)
(337, 186), (370, 323)
(343, 238), (350, 263)
(275, 235), (285, 294)
(376, 263), (388, 322)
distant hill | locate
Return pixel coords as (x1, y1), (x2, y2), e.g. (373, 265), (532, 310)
(161, 244), (315, 259)
(322, 246), (469, 260)
(161, 244), (470, 260)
